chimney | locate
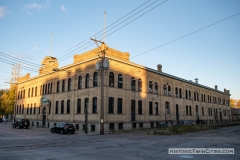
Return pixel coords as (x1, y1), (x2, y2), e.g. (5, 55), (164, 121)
(157, 64), (162, 72)
(195, 78), (198, 84)
(215, 85), (218, 90)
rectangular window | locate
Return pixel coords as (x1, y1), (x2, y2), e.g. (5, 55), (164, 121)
(138, 100), (142, 114)
(67, 100), (70, 114)
(186, 105), (188, 116)
(55, 101), (59, 114)
(202, 107), (204, 116)
(92, 97), (97, 113)
(49, 102), (51, 114)
(118, 123), (123, 130)
(155, 102), (158, 115)
(109, 123), (114, 130)
(189, 106), (192, 116)
(117, 98), (122, 114)
(77, 99), (81, 114)
(108, 97), (114, 113)
(22, 104), (24, 114)
(149, 101), (153, 115)
(62, 80), (65, 92)
(61, 100), (64, 114)
(27, 104), (29, 114)
(84, 98), (89, 113)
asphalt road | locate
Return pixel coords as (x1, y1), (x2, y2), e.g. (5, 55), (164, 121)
(0, 123), (239, 160)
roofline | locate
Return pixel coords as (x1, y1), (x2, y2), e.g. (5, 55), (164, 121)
(18, 54), (230, 96)
(106, 56), (230, 96)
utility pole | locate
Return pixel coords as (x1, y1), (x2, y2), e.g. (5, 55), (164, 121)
(91, 38), (108, 135)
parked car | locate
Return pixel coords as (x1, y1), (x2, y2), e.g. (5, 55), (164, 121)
(0, 118), (2, 123)
(50, 122), (75, 134)
(2, 118), (9, 122)
(12, 119), (30, 129)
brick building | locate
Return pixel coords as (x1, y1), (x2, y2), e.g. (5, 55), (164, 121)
(15, 45), (231, 132)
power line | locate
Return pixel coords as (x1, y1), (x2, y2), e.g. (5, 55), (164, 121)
(131, 12), (240, 59)
(55, 0), (153, 60)
(57, 0), (168, 64)
(0, 59), (38, 73)
(0, 52), (40, 68)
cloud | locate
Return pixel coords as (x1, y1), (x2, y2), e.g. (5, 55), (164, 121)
(33, 46), (40, 50)
(60, 5), (66, 12)
(0, 6), (6, 18)
(23, 1), (50, 15)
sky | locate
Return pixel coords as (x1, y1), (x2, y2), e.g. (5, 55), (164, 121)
(0, 0), (240, 99)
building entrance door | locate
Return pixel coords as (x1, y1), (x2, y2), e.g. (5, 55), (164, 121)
(196, 105), (199, 124)
(176, 104), (179, 121)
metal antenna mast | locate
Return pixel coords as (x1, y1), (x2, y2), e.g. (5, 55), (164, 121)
(50, 33), (54, 56)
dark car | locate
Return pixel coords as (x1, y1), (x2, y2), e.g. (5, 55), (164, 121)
(12, 119), (30, 129)
(50, 122), (75, 134)
(0, 118), (2, 123)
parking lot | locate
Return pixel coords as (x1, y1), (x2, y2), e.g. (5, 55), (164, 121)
(0, 123), (239, 160)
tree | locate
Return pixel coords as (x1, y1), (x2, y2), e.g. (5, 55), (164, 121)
(0, 85), (16, 119)
(230, 98), (236, 108)
(236, 99), (240, 108)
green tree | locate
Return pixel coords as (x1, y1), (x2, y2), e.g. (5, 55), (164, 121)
(0, 85), (16, 119)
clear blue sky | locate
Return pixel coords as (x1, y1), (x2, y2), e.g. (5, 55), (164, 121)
(1, 0), (240, 99)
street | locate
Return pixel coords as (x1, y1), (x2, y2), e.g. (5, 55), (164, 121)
(0, 123), (239, 160)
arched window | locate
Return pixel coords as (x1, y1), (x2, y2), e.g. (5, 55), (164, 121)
(93, 72), (98, 87)
(56, 81), (60, 93)
(18, 91), (20, 99)
(62, 80), (65, 92)
(118, 74), (123, 88)
(154, 82), (158, 94)
(179, 88), (182, 98)
(78, 75), (82, 89)
(61, 100), (64, 114)
(48, 83), (50, 94)
(168, 86), (171, 96)
(131, 77), (136, 91)
(163, 85), (167, 95)
(68, 78), (71, 91)
(45, 84), (47, 94)
(149, 81), (153, 93)
(194, 92), (196, 100)
(42, 85), (45, 95)
(109, 72), (114, 87)
(50, 83), (52, 94)
(28, 88), (30, 97)
(31, 87), (34, 97)
(185, 90), (188, 99)
(165, 102), (170, 117)
(138, 79), (142, 92)
(35, 86), (37, 96)
(40, 85), (42, 95)
(23, 90), (25, 98)
(175, 87), (178, 97)
(85, 74), (89, 88)
(189, 90), (191, 99)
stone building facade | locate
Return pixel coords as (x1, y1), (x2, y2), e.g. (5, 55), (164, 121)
(15, 45), (231, 132)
